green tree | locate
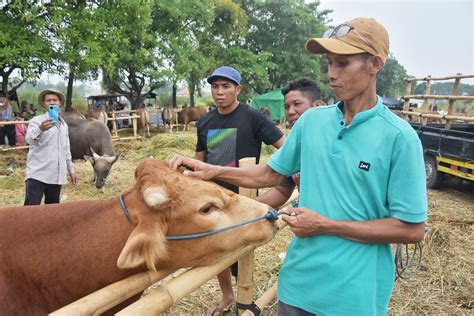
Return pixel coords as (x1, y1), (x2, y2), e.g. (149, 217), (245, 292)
(237, 0), (329, 95)
(47, 1), (106, 110)
(151, 0), (214, 107)
(377, 54), (408, 98)
(0, 1), (51, 99)
(101, 1), (166, 109)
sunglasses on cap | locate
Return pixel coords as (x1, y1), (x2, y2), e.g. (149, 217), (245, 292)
(323, 24), (377, 54)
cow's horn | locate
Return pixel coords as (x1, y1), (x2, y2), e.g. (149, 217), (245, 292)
(143, 186), (169, 210)
(104, 155), (117, 164)
(90, 147), (100, 160)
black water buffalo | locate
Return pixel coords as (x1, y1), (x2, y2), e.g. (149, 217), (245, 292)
(62, 117), (119, 188)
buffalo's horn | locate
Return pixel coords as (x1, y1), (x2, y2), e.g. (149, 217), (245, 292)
(104, 155), (117, 164)
(143, 186), (170, 210)
(90, 147), (100, 160)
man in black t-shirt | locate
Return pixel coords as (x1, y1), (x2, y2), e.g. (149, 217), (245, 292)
(197, 66), (284, 316)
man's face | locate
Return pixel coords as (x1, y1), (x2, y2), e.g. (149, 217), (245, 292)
(284, 90), (315, 127)
(210, 79), (241, 109)
(326, 53), (371, 101)
(42, 93), (63, 109)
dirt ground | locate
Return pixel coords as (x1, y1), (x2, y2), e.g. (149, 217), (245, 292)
(0, 131), (472, 315)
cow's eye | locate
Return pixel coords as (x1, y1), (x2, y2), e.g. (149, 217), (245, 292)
(199, 204), (217, 215)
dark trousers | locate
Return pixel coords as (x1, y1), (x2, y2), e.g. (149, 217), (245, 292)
(24, 178), (62, 205)
(0, 125), (16, 146)
(278, 301), (315, 316)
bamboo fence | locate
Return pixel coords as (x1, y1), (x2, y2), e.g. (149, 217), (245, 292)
(401, 73), (474, 128)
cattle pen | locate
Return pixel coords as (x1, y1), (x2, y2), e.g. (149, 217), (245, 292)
(0, 113), (143, 153)
(50, 157), (289, 315)
(0, 130), (472, 314)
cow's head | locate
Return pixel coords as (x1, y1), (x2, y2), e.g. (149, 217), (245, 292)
(85, 147), (119, 188)
(116, 158), (276, 271)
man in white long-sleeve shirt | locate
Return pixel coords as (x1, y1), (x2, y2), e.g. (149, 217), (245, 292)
(24, 89), (77, 205)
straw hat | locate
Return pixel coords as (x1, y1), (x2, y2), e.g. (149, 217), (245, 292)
(37, 89), (65, 106)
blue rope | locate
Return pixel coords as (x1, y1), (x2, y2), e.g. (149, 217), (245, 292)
(119, 195), (132, 223)
(166, 210), (281, 240)
(118, 194), (284, 241)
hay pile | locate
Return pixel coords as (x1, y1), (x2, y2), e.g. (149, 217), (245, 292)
(0, 130), (472, 314)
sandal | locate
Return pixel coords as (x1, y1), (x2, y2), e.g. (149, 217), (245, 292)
(206, 301), (235, 316)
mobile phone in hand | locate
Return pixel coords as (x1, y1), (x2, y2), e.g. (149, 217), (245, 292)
(48, 105), (60, 125)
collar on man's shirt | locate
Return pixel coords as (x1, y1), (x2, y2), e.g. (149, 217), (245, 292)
(336, 96), (383, 126)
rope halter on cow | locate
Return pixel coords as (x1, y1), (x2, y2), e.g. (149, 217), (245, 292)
(118, 195), (282, 240)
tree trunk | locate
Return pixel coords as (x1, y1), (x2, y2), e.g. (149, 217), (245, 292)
(1, 73), (8, 97)
(172, 84), (177, 108)
(188, 80), (195, 107)
(66, 66), (75, 110)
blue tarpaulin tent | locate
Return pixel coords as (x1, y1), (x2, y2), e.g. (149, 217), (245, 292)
(252, 89), (284, 121)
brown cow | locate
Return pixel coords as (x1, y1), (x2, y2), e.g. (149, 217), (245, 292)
(161, 106), (176, 132)
(178, 106), (208, 131)
(0, 158), (275, 315)
(136, 107), (151, 137)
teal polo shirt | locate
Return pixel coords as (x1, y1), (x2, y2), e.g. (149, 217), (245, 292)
(268, 97), (427, 315)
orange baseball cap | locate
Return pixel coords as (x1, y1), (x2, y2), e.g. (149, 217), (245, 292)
(306, 17), (389, 63)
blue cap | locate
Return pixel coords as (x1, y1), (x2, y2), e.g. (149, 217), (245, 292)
(207, 66), (241, 85)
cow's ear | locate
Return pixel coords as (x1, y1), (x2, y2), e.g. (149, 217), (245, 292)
(117, 221), (168, 271)
(84, 155), (94, 165)
(142, 186), (171, 210)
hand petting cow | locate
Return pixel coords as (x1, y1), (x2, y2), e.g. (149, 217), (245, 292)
(0, 158), (276, 315)
(62, 116), (119, 188)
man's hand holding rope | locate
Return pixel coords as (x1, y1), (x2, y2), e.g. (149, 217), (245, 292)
(282, 207), (334, 238)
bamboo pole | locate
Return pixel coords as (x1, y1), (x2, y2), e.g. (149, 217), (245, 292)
(420, 77), (432, 125)
(402, 80), (413, 121)
(51, 269), (175, 316)
(113, 136), (143, 141)
(0, 120), (29, 126)
(111, 110), (119, 137)
(117, 246), (256, 315)
(1, 145), (28, 151)
(421, 77), (432, 111)
(237, 158), (257, 315)
(403, 95), (474, 100)
(239, 193), (299, 316)
(132, 117), (138, 139)
(241, 282), (278, 316)
(400, 111), (474, 122)
(446, 74), (462, 129)
(106, 115), (139, 121)
(405, 74), (474, 82)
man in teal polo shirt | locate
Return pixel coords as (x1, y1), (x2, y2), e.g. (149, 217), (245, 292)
(170, 17), (427, 316)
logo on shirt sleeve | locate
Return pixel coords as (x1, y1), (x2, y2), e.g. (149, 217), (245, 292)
(358, 161), (371, 171)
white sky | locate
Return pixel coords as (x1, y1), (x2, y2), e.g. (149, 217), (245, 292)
(318, 0), (474, 83)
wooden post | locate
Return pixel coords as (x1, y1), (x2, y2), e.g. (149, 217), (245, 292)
(446, 73), (462, 129)
(111, 110), (118, 137)
(237, 157), (257, 315)
(402, 79), (413, 121)
(132, 116), (138, 139)
(421, 77), (432, 125)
